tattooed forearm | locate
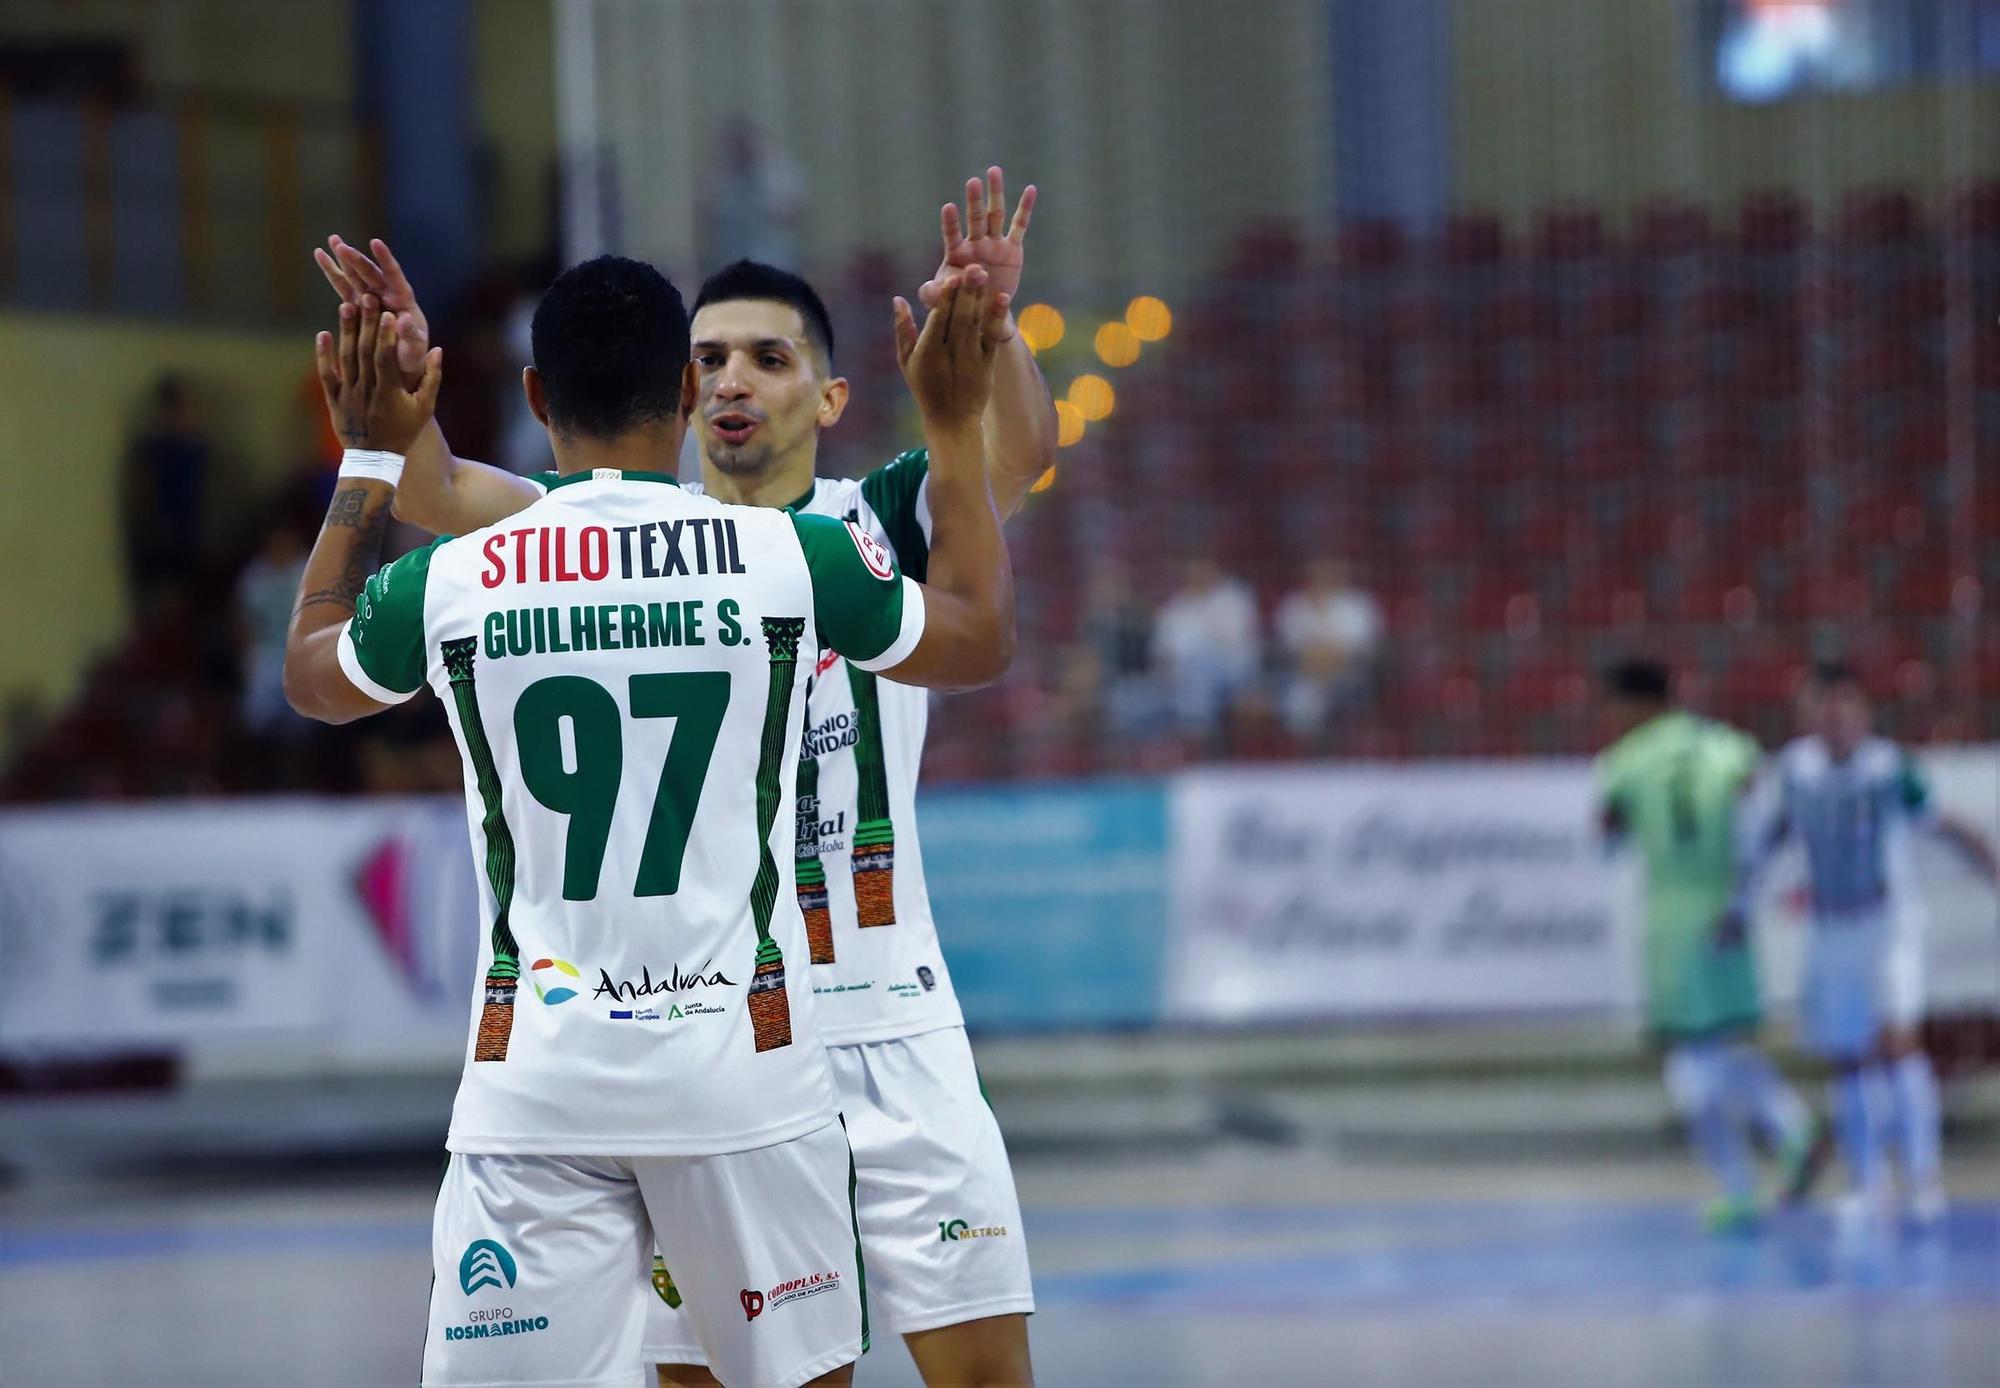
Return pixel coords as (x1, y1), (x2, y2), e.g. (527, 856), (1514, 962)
(324, 485), (373, 529)
(292, 486), (392, 621)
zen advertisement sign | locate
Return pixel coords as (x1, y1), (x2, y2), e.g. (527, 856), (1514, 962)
(0, 798), (480, 1056)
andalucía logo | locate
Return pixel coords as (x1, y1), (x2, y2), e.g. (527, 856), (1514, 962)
(593, 960), (736, 1002)
(459, 1239), (518, 1295)
(531, 957), (581, 1004)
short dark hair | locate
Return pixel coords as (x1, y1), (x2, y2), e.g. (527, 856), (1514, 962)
(1810, 661), (1862, 691)
(1603, 658), (1672, 703)
(692, 260), (835, 367)
(531, 255), (690, 438)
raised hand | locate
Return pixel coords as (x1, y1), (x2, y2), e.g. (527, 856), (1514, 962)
(313, 236), (431, 386)
(918, 167), (1035, 339)
(894, 266), (1012, 429)
(314, 295), (443, 456)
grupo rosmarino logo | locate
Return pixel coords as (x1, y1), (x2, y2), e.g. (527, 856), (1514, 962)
(459, 1239), (518, 1295)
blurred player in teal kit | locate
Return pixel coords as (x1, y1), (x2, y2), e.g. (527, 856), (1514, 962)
(1596, 660), (1822, 1230)
(1738, 664), (1999, 1226)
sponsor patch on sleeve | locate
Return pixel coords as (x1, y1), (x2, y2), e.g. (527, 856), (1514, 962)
(846, 520), (895, 581)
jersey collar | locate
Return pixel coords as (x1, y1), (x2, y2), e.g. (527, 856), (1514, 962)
(782, 479), (820, 513)
(545, 468), (680, 490)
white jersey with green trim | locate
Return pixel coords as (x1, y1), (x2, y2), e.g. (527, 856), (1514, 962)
(1768, 734), (1933, 923)
(336, 467), (925, 1156)
(532, 450), (963, 1047)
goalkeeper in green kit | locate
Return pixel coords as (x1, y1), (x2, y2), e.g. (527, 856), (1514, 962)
(1595, 659), (1824, 1229)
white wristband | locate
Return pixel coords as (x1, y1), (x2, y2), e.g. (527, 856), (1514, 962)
(339, 448), (406, 485)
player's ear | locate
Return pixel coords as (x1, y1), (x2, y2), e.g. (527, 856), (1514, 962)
(680, 360), (699, 419)
(817, 375), (850, 430)
(523, 366), (551, 427)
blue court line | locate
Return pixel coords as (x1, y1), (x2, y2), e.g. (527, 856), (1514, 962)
(0, 1201), (1447, 1268)
(0, 1217), (430, 1267)
(0, 1200), (1596, 1268)
(1033, 1229), (2000, 1311)
(1029, 1204), (2000, 1309)
(5, 1202), (1995, 1313)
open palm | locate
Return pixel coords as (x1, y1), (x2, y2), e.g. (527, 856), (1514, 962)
(313, 236), (431, 386)
(920, 167), (1036, 339)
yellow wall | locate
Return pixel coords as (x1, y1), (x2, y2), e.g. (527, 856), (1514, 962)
(1452, 0), (2000, 228)
(0, 0), (352, 108)
(0, 312), (315, 750)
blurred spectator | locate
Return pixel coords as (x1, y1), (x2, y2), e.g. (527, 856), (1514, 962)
(1274, 557), (1382, 741)
(702, 120), (806, 270)
(1154, 558), (1261, 743)
(121, 375), (212, 615)
(1065, 562), (1164, 742)
(234, 523), (309, 735)
(497, 279), (557, 475)
(359, 701), (465, 794)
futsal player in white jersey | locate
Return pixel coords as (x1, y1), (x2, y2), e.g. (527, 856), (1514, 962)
(313, 170), (1054, 1385)
(1738, 663), (1999, 1225)
(281, 256), (1020, 1387)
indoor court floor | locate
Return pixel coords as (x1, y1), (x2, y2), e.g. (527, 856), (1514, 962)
(2, 1145), (1995, 1387)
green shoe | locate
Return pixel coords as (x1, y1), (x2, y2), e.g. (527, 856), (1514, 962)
(1777, 1116), (1833, 1205)
(1703, 1195), (1761, 1233)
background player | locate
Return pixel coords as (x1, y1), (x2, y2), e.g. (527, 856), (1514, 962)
(280, 258), (1019, 1385)
(1596, 659), (1822, 1230)
(1739, 663), (2000, 1226)
(313, 170), (1053, 1386)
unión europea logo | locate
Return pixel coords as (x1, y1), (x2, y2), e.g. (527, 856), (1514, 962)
(531, 957), (581, 1005)
(460, 1239), (518, 1295)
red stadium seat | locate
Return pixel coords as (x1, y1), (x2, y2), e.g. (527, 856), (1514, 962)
(1534, 209), (1606, 262)
(1482, 287), (1555, 339)
(1740, 192), (1811, 255)
(1688, 272), (1754, 331)
(1838, 189), (1922, 246)
(1582, 281), (1651, 337)
(1949, 181), (2000, 239)
(1439, 213), (1507, 266)
(1635, 201), (1714, 258)
(1717, 653), (1805, 709)
(1337, 218), (1409, 272)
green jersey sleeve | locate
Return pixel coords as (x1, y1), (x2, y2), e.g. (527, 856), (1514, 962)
(1897, 752), (1932, 817)
(790, 512), (925, 672)
(1720, 726), (1763, 791)
(1595, 745), (1630, 818)
(857, 448), (931, 582)
(337, 536), (446, 703)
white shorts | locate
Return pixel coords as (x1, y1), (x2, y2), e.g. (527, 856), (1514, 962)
(1799, 907), (1926, 1059)
(644, 1026), (1032, 1365)
(1883, 911), (1925, 1029)
(423, 1123), (865, 1388)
